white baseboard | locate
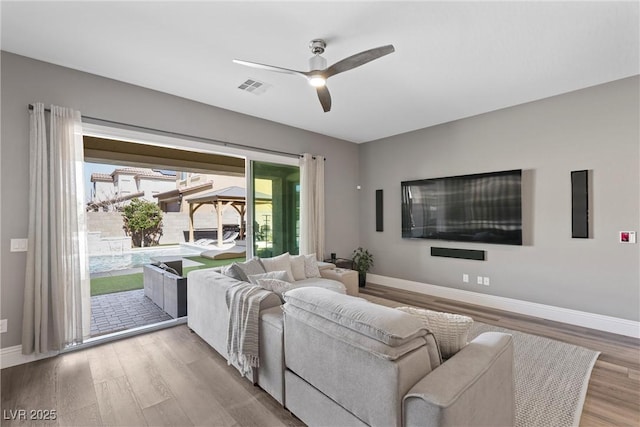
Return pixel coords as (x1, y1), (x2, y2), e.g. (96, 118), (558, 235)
(368, 274), (640, 339)
(1, 345), (58, 369)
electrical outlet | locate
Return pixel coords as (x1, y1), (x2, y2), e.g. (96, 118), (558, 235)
(483, 277), (490, 286)
(477, 276), (483, 285)
(463, 274), (469, 283)
(0, 319), (7, 333)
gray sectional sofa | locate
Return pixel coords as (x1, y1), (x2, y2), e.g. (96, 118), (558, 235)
(187, 257), (515, 427)
(283, 287), (514, 427)
(187, 257), (349, 403)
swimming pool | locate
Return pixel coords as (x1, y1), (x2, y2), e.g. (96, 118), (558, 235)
(89, 246), (201, 274)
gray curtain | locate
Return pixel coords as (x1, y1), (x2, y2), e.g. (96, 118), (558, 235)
(22, 103), (90, 354)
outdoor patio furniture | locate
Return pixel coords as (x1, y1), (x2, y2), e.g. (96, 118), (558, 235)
(143, 263), (187, 318)
(200, 244), (247, 260)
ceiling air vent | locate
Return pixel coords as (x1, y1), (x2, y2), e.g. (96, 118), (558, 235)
(238, 79), (270, 95)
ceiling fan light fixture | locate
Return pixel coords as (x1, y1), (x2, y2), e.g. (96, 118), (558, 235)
(308, 74), (326, 87)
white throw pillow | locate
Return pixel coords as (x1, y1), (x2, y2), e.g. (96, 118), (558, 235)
(303, 254), (321, 278)
(260, 252), (294, 282)
(247, 270), (290, 285)
(289, 255), (307, 281)
(256, 278), (294, 301)
(395, 306), (474, 359)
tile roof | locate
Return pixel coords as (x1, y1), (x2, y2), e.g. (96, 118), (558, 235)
(153, 181), (214, 200)
(91, 168), (176, 181)
(185, 186), (271, 203)
(113, 167), (165, 178)
(90, 173), (113, 182)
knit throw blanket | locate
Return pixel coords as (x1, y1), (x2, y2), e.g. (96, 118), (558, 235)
(225, 282), (271, 376)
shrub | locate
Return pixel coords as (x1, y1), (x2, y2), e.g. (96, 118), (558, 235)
(122, 198), (163, 247)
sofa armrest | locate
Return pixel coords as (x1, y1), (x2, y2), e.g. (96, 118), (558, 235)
(187, 268), (282, 358)
(317, 261), (336, 270)
(320, 268), (359, 296)
(403, 332), (514, 427)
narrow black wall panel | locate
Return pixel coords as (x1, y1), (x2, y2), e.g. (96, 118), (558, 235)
(375, 189), (383, 232)
(571, 170), (589, 238)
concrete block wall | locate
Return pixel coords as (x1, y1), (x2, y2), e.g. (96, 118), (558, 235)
(86, 211), (240, 245)
(87, 212), (125, 238)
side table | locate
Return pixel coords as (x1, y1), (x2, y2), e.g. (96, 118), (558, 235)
(323, 257), (354, 270)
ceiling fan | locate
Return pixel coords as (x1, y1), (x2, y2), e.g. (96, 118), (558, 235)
(233, 39), (395, 112)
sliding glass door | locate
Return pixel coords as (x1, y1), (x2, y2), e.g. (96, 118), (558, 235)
(251, 161), (300, 257)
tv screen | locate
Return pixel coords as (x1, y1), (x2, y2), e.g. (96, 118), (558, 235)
(401, 170), (522, 245)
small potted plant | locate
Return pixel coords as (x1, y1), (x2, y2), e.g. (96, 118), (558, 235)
(352, 247), (374, 287)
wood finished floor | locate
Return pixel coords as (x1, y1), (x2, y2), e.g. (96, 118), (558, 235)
(1, 325), (304, 427)
(1, 284), (638, 426)
(360, 283), (640, 427)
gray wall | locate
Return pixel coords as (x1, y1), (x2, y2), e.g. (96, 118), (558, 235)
(358, 76), (639, 321)
(0, 52), (360, 348)
(2, 50), (637, 351)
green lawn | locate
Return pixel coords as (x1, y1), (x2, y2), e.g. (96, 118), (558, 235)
(91, 273), (144, 296)
(90, 256), (246, 296)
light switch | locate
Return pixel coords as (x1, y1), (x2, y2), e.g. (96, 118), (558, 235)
(10, 238), (28, 252)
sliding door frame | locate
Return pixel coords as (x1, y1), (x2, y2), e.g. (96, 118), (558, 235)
(82, 122), (299, 260)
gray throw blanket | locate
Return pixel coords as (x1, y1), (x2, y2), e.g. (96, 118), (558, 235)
(225, 282), (271, 376)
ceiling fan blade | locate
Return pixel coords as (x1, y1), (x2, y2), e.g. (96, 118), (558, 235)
(325, 45), (395, 78)
(233, 59), (306, 78)
(316, 85), (332, 112)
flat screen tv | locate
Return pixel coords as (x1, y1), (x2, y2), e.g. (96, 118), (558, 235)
(401, 169), (522, 245)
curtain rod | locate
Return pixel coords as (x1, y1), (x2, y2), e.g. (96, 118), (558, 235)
(28, 104), (325, 160)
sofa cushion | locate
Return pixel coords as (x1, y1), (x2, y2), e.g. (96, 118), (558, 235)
(261, 253), (294, 282)
(303, 254), (321, 278)
(283, 287), (427, 346)
(256, 278), (293, 300)
(247, 270), (291, 285)
(221, 263), (244, 281)
(284, 304), (430, 361)
(289, 255), (307, 281)
(227, 258), (266, 282)
(293, 277), (346, 294)
(396, 306), (474, 359)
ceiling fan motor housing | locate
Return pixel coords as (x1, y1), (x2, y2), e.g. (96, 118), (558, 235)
(309, 39), (326, 55)
(309, 54), (327, 71)
(309, 39), (327, 72)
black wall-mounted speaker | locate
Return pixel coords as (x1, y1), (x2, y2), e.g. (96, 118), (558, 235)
(571, 170), (589, 238)
(376, 189), (383, 232)
(431, 247), (486, 261)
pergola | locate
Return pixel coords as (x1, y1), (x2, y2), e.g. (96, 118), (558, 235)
(184, 186), (271, 246)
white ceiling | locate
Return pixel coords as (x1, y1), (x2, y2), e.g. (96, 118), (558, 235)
(1, 1), (638, 143)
